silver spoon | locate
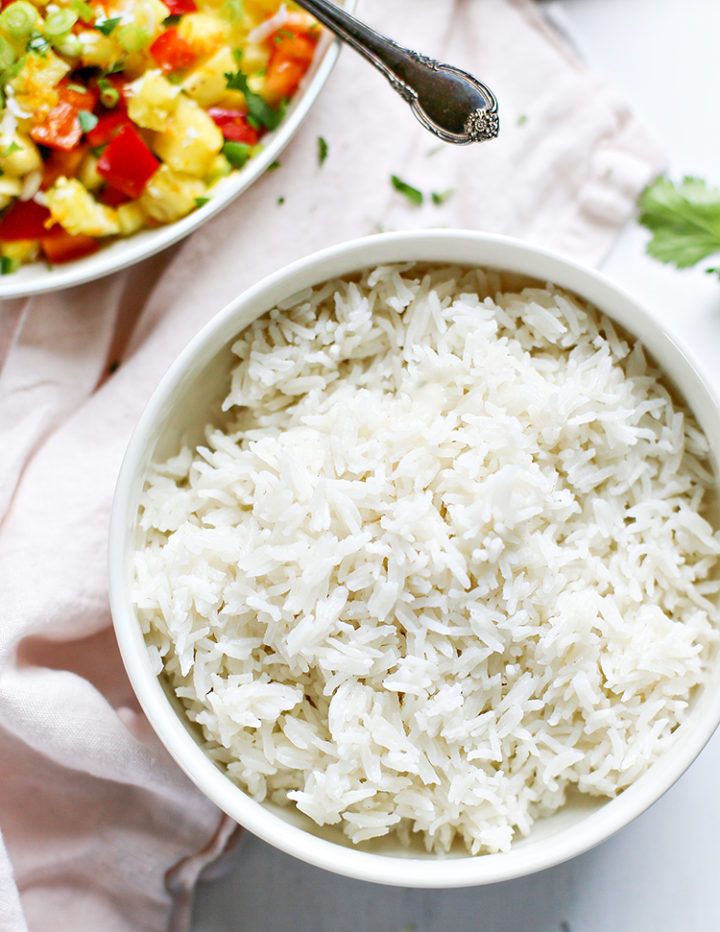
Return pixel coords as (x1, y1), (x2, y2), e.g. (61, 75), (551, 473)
(293, 0), (499, 144)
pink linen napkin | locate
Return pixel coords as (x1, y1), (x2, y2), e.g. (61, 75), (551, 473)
(0, 1), (664, 929)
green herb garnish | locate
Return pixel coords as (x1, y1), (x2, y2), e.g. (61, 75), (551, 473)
(638, 176), (720, 274)
(66, 82), (87, 94)
(1, 141), (21, 157)
(95, 16), (121, 36)
(1, 256), (18, 275)
(224, 69), (284, 130)
(97, 76), (120, 107)
(163, 14), (182, 26)
(431, 188), (453, 206)
(317, 135), (328, 166)
(516, 113), (528, 126)
(194, 196), (210, 208)
(277, 196), (285, 205)
(267, 159), (280, 172)
(391, 174), (423, 206)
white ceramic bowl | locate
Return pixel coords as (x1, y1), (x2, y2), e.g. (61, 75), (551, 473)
(0, 13), (350, 300)
(109, 230), (720, 887)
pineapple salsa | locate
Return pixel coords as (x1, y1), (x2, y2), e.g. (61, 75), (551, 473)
(0, 0), (318, 270)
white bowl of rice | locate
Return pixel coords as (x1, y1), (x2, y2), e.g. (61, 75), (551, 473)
(109, 230), (720, 886)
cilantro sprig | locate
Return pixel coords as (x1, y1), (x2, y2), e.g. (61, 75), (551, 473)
(224, 68), (286, 130)
(638, 176), (720, 275)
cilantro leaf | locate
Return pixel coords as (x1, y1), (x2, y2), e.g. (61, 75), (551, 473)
(431, 188), (453, 206)
(224, 69), (284, 130)
(96, 16), (121, 36)
(638, 176), (720, 269)
(391, 174), (423, 206)
(317, 135), (328, 166)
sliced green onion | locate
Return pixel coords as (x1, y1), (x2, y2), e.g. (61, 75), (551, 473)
(44, 9), (78, 38)
(222, 141), (252, 169)
(116, 24), (149, 52)
(53, 33), (82, 56)
(97, 77), (119, 107)
(71, 0), (95, 23)
(26, 29), (50, 52)
(0, 35), (16, 70)
(0, 2), (38, 39)
(78, 110), (98, 133)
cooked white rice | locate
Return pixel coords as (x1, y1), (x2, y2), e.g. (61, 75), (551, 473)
(133, 264), (720, 855)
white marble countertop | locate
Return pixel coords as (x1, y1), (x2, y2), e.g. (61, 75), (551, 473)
(193, 1), (720, 928)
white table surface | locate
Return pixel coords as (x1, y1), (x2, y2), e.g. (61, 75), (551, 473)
(193, 1), (720, 928)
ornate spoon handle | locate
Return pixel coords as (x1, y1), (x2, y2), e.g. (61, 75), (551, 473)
(294, 0), (499, 144)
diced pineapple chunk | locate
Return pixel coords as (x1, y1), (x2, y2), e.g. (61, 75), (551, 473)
(117, 201), (146, 235)
(0, 134), (43, 176)
(127, 0), (171, 38)
(151, 96), (223, 177)
(182, 48), (238, 108)
(139, 164), (205, 223)
(0, 177), (22, 211)
(128, 70), (181, 131)
(177, 12), (230, 57)
(78, 155), (103, 192)
(239, 41), (271, 75)
(46, 178), (120, 237)
(10, 51), (71, 113)
(77, 30), (120, 69)
(1, 239), (39, 263)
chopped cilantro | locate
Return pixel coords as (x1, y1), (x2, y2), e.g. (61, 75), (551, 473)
(222, 141), (253, 168)
(317, 135), (328, 166)
(78, 110), (98, 133)
(274, 28), (294, 42)
(638, 176), (720, 273)
(277, 196), (285, 205)
(96, 17), (121, 36)
(391, 175), (423, 206)
(109, 360), (120, 373)
(516, 113), (528, 126)
(163, 14), (182, 26)
(2, 141), (21, 157)
(1, 256), (18, 275)
(194, 196), (210, 208)
(425, 143), (443, 158)
(224, 69), (285, 130)
(267, 160), (280, 172)
(431, 188), (453, 206)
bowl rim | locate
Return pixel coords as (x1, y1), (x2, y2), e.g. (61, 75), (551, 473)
(0, 6), (353, 300)
(109, 229), (720, 887)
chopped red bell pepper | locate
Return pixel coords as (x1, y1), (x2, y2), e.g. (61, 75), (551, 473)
(163, 0), (197, 14)
(264, 27), (317, 101)
(0, 200), (52, 241)
(207, 108), (259, 144)
(58, 80), (99, 113)
(86, 108), (131, 148)
(97, 124), (159, 198)
(41, 145), (88, 191)
(149, 28), (197, 73)
(99, 184), (131, 207)
(31, 101), (82, 152)
(41, 228), (99, 263)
